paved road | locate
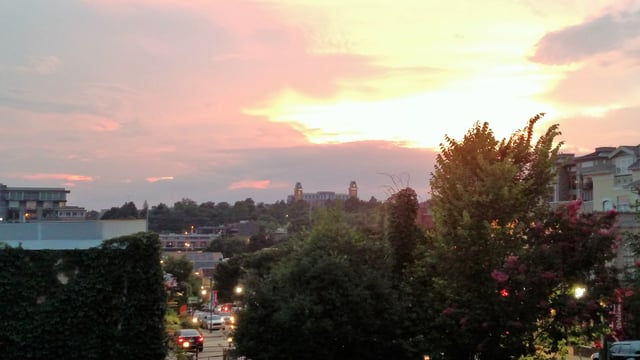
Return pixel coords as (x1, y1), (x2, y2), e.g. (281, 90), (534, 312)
(167, 328), (233, 360)
(199, 328), (232, 360)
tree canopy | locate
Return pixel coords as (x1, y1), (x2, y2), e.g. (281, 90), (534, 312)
(226, 115), (622, 360)
(233, 207), (400, 360)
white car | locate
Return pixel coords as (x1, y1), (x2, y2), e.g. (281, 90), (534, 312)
(200, 314), (225, 330)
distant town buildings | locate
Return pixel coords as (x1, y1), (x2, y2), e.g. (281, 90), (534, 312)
(287, 181), (359, 204)
(0, 183), (86, 222)
(0, 182), (139, 249)
(0, 219), (147, 249)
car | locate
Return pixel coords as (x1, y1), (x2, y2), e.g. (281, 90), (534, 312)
(608, 340), (640, 359)
(201, 314), (225, 330)
(218, 312), (235, 327)
(172, 328), (204, 352)
(592, 340), (640, 360)
(216, 303), (235, 313)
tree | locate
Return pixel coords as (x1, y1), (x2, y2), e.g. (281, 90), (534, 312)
(287, 199), (311, 234)
(100, 201), (140, 220)
(233, 207), (400, 360)
(421, 115), (619, 359)
(163, 254), (193, 286)
(385, 187), (425, 275)
(213, 256), (243, 303)
(206, 235), (249, 258)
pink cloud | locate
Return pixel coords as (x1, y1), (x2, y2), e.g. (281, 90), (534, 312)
(19, 173), (95, 182)
(146, 176), (174, 183)
(228, 180), (271, 190)
(90, 119), (121, 132)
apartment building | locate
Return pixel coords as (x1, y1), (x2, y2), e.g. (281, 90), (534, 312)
(0, 183), (86, 222)
(551, 145), (640, 213)
(551, 145), (640, 272)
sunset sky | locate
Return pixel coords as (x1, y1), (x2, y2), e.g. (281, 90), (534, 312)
(1, 0), (640, 211)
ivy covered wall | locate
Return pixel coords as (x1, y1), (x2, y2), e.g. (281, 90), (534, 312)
(0, 232), (167, 360)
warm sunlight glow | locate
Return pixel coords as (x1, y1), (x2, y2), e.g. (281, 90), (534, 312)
(249, 68), (556, 149)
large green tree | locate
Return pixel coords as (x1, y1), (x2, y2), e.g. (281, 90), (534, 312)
(421, 115), (619, 359)
(233, 207), (400, 360)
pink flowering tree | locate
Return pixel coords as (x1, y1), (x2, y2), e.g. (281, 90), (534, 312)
(413, 115), (622, 359)
(617, 197), (640, 338)
(491, 202), (620, 355)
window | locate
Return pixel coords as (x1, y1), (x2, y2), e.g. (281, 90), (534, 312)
(618, 196), (631, 212)
(615, 155), (633, 175)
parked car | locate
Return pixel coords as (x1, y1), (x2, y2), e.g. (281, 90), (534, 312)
(609, 340), (640, 359)
(172, 328), (204, 352)
(593, 340), (640, 359)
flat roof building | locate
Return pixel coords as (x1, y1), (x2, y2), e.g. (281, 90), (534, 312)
(0, 183), (83, 223)
(0, 219), (147, 249)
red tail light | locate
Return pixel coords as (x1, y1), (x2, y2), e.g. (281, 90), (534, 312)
(198, 336), (204, 342)
(177, 337), (185, 343)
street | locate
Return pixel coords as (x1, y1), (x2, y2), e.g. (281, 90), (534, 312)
(199, 328), (234, 360)
(168, 328), (234, 360)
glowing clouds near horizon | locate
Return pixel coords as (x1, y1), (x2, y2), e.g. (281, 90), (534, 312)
(248, 72), (555, 149)
(20, 173), (95, 182)
(228, 180), (272, 190)
(146, 176), (175, 183)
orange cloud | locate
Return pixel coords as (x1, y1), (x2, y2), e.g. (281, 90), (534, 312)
(20, 173), (95, 182)
(146, 176), (174, 183)
(228, 180), (271, 190)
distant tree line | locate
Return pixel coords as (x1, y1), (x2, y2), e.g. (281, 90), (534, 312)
(95, 196), (383, 236)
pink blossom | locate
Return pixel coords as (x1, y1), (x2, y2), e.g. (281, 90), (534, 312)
(491, 270), (509, 283)
(442, 307), (455, 316)
(598, 228), (611, 236)
(518, 264), (527, 273)
(505, 255), (519, 268)
(567, 199), (583, 224)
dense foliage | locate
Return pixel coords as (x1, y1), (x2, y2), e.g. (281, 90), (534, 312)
(233, 208), (401, 360)
(227, 115), (625, 360)
(421, 114), (620, 359)
(0, 232), (167, 360)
